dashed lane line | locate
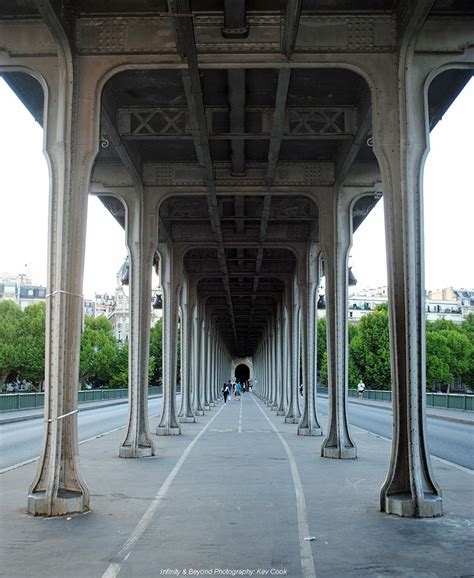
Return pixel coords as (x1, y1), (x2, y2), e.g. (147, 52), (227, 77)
(238, 396), (243, 433)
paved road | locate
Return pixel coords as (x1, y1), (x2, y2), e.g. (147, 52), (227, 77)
(0, 397), (165, 470)
(317, 397), (474, 470)
(1, 395), (473, 471)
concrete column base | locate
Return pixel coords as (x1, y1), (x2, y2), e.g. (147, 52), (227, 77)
(209, 402), (216, 407)
(194, 409), (204, 416)
(297, 425), (323, 436)
(119, 444), (154, 458)
(321, 445), (357, 459)
(284, 417), (299, 424)
(271, 404), (278, 411)
(27, 490), (89, 517)
(383, 494), (443, 518)
(203, 404), (210, 410)
(156, 425), (181, 436)
(276, 410), (286, 416)
(178, 416), (196, 423)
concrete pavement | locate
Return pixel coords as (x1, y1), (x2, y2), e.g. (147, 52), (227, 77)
(1, 393), (473, 578)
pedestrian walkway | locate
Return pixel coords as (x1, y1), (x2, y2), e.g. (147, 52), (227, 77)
(1, 393), (473, 578)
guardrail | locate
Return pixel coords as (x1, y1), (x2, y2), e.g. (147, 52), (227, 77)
(316, 386), (474, 411)
(0, 386), (162, 412)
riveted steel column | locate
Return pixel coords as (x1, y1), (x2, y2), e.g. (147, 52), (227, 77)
(285, 275), (299, 424)
(178, 275), (195, 423)
(193, 303), (205, 416)
(27, 57), (99, 516)
(298, 243), (323, 436)
(276, 303), (287, 416)
(321, 190), (356, 458)
(157, 244), (181, 436)
(373, 59), (442, 517)
(119, 191), (158, 457)
(207, 326), (215, 407)
(271, 316), (278, 410)
(201, 319), (210, 410)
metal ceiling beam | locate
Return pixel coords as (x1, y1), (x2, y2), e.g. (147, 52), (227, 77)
(101, 106), (143, 189)
(282, 0), (303, 58)
(227, 69), (246, 176)
(334, 93), (371, 187)
(122, 133), (352, 141)
(265, 69), (292, 187)
(168, 0), (239, 353)
(223, 0), (248, 39)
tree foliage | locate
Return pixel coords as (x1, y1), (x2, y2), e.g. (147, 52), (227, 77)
(2, 297), (472, 393)
(79, 316), (123, 388)
(316, 318), (326, 374)
(349, 305), (391, 389)
(425, 320), (472, 390)
(17, 302), (45, 388)
(149, 319), (163, 386)
(0, 300), (24, 386)
(317, 306), (473, 391)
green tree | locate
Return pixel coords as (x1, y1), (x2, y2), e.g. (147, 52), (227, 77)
(0, 300), (23, 386)
(319, 350), (328, 386)
(109, 341), (129, 388)
(350, 305), (391, 389)
(317, 319), (360, 388)
(79, 316), (120, 387)
(425, 330), (452, 390)
(459, 315), (474, 387)
(18, 302), (46, 389)
(425, 323), (471, 390)
(316, 317), (326, 378)
(149, 319), (163, 386)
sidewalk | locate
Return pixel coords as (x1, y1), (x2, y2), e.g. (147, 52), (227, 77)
(1, 393), (473, 578)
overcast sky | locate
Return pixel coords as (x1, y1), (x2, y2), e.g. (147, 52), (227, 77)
(0, 77), (473, 298)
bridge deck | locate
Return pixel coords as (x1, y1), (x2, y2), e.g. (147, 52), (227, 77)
(1, 393), (473, 578)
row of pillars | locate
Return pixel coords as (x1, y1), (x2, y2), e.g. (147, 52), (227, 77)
(12, 42), (459, 519)
(252, 183), (443, 518)
(28, 228), (233, 515)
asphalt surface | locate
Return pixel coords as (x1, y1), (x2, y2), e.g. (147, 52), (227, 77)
(1, 395), (473, 471)
(2, 394), (473, 578)
(0, 397), (164, 470)
(317, 396), (474, 470)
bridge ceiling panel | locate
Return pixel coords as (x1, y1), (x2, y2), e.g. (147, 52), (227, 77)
(187, 243), (291, 356)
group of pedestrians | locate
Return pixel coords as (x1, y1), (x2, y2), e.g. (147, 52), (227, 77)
(221, 380), (243, 403)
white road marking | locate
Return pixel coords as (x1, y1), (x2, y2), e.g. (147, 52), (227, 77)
(102, 402), (226, 578)
(238, 397), (243, 433)
(250, 394), (317, 578)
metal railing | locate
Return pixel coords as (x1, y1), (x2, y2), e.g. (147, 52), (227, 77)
(0, 386), (162, 412)
(316, 386), (473, 411)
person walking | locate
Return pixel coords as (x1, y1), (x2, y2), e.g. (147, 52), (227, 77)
(357, 380), (366, 399)
(222, 382), (230, 403)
